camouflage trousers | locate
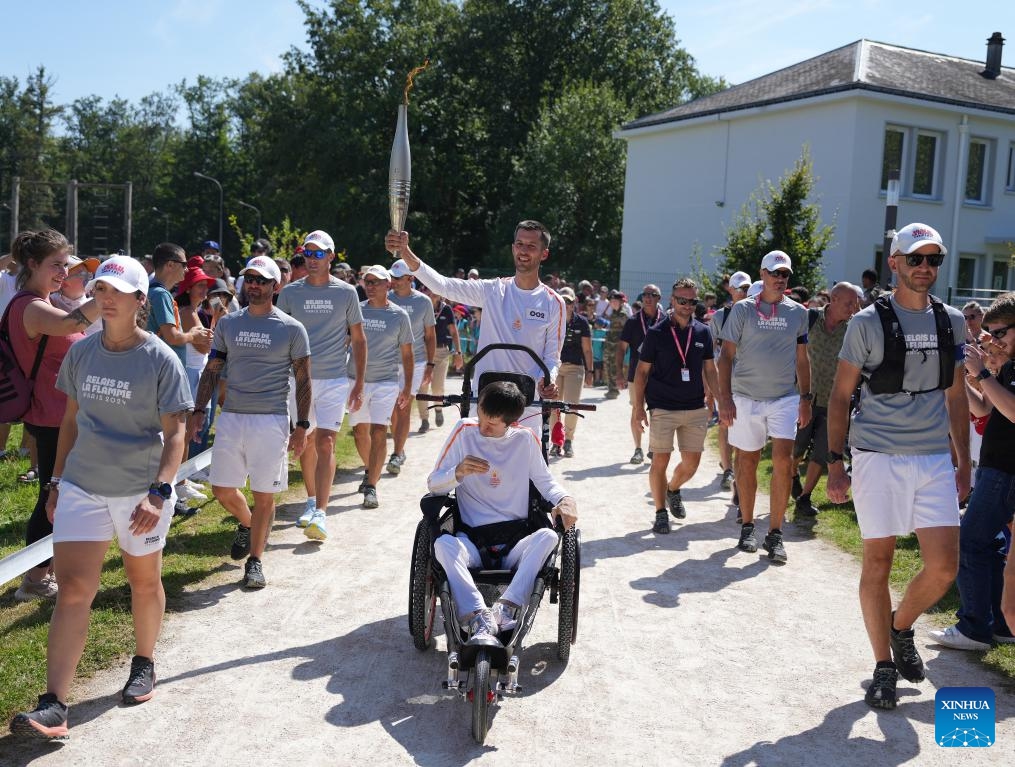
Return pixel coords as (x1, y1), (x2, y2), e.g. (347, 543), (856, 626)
(604, 340), (620, 392)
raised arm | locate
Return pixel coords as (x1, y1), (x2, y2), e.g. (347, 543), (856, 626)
(23, 299), (100, 337)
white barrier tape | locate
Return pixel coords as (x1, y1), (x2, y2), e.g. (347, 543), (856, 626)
(0, 448), (213, 587)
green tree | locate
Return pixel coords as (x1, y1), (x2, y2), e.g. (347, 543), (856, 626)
(717, 150), (834, 292)
(504, 82), (631, 283)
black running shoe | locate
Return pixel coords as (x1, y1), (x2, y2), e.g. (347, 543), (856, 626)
(890, 613), (925, 682)
(549, 444), (561, 457)
(864, 663), (898, 710)
(795, 494), (819, 519)
(791, 473), (804, 500)
(230, 524), (251, 560)
(122, 655), (156, 705)
(652, 510), (671, 534)
(435, 409), (444, 427)
(563, 440), (574, 458)
(738, 523), (757, 553)
(244, 556), (266, 589)
(720, 469), (734, 491)
(357, 472), (368, 493)
(763, 529), (787, 563)
(666, 488), (686, 519)
(9, 693), (69, 739)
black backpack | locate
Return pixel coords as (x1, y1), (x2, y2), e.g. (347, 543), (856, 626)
(864, 295), (955, 395)
(0, 292), (49, 423)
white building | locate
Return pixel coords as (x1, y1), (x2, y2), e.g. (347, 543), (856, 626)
(616, 33), (1015, 306)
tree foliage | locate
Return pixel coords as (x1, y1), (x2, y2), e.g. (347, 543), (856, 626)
(1, 1), (723, 279)
(717, 150), (834, 292)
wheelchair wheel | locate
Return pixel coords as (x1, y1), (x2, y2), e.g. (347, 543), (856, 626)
(471, 650), (492, 744)
(556, 527), (580, 662)
(409, 518), (437, 651)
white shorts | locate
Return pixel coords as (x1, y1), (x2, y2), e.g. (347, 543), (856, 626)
(398, 364), (425, 397)
(851, 451), (959, 539)
(53, 480), (174, 558)
(288, 376), (350, 433)
(211, 412), (289, 494)
(349, 381), (399, 426)
(728, 393), (799, 451)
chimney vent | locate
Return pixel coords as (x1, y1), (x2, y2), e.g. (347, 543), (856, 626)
(982, 32), (1004, 79)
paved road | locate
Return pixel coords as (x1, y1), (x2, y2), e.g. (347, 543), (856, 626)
(2, 392), (1012, 765)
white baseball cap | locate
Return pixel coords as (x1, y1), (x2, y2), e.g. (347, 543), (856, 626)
(302, 230), (335, 252)
(390, 259), (413, 278)
(746, 280), (764, 298)
(361, 264), (391, 281)
(760, 250), (793, 273)
(891, 223), (947, 257)
(240, 256), (282, 282)
(729, 270), (752, 290)
(87, 256), (149, 296)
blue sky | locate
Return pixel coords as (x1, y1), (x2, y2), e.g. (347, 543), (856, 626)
(0, 1), (1005, 108)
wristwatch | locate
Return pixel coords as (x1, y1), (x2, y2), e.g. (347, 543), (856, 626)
(976, 369), (991, 381)
(295, 420), (311, 430)
(800, 393), (814, 402)
(149, 482), (173, 500)
(827, 451), (844, 465)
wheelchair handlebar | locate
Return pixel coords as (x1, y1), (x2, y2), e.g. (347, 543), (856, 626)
(417, 393), (595, 413)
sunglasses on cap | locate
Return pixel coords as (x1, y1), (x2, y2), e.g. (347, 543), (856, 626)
(303, 249), (329, 260)
(987, 323), (1015, 341)
(244, 275), (273, 286)
(903, 252), (944, 267)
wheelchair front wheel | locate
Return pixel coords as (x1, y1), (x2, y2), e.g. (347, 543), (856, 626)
(409, 518), (438, 651)
(557, 527), (580, 662)
(471, 650), (492, 744)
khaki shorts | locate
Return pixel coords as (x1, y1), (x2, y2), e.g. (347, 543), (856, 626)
(648, 407), (709, 454)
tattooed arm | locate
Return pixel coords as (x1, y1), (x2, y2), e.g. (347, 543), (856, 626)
(289, 355), (312, 458)
(186, 357), (225, 443)
(23, 297), (101, 337)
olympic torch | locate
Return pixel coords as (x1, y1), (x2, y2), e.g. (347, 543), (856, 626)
(388, 61), (428, 259)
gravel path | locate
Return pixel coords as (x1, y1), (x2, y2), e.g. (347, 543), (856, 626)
(2, 391), (1012, 765)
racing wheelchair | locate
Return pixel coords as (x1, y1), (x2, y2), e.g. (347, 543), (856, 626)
(409, 343), (595, 743)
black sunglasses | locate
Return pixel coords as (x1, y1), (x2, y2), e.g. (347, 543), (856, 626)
(303, 249), (329, 260)
(244, 275), (273, 286)
(643, 292), (661, 299)
(671, 296), (696, 306)
(768, 270), (791, 279)
(987, 323), (1015, 341)
(904, 252), (945, 267)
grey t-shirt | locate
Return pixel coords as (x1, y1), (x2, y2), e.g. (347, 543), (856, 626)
(388, 289), (436, 363)
(719, 296), (809, 400)
(839, 296), (965, 455)
(214, 307), (311, 415)
(277, 277), (362, 379)
(355, 301), (413, 383)
(57, 333), (193, 496)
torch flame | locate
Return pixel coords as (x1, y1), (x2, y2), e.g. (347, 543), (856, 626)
(403, 59), (430, 105)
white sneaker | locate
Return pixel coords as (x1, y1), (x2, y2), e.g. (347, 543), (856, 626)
(297, 499), (316, 528)
(491, 602), (517, 632)
(175, 483), (207, 503)
(928, 625), (990, 651)
(304, 510), (328, 541)
(14, 573), (58, 602)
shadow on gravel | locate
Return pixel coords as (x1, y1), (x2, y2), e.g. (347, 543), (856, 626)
(4, 616), (567, 766)
(630, 546), (769, 608)
(720, 698), (930, 766)
(580, 515), (742, 569)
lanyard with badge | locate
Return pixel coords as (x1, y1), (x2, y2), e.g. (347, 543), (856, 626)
(669, 322), (693, 382)
(754, 296), (777, 321)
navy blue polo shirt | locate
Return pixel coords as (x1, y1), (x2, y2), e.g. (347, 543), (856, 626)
(561, 313), (591, 367)
(620, 309), (663, 381)
(639, 317), (713, 411)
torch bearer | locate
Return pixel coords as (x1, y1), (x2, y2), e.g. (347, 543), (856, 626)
(388, 61), (428, 259)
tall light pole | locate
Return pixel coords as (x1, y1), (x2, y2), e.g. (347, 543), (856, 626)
(880, 168), (900, 286)
(192, 171), (223, 250)
(152, 206), (170, 241)
(237, 200), (262, 239)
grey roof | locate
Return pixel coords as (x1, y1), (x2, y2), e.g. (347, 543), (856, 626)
(623, 40), (1015, 131)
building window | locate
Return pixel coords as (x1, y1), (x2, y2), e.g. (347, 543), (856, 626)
(965, 138), (991, 204)
(991, 258), (1009, 291)
(880, 127), (905, 191)
(912, 131), (941, 197)
(957, 256), (976, 292)
(1007, 143), (1015, 192)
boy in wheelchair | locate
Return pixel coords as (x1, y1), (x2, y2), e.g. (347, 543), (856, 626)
(428, 381), (578, 646)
